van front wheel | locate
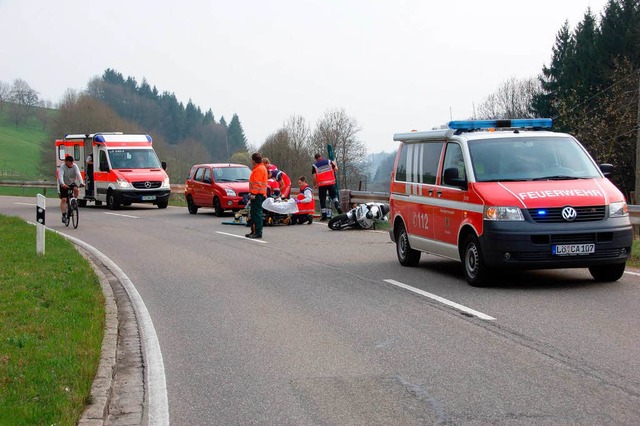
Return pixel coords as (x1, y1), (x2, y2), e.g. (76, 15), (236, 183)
(396, 224), (421, 266)
(589, 263), (625, 282)
(107, 191), (120, 210)
(463, 235), (491, 287)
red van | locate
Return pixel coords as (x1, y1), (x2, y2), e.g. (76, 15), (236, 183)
(389, 119), (633, 286)
(184, 163), (251, 216)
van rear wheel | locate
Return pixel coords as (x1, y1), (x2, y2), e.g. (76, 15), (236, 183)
(463, 234), (491, 287)
(589, 263), (625, 282)
(396, 223), (421, 266)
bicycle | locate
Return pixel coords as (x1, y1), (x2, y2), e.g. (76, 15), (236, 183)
(62, 183), (82, 228)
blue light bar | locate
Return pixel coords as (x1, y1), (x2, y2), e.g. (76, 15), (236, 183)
(448, 118), (552, 130)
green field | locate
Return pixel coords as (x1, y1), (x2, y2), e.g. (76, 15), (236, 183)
(0, 108), (51, 180)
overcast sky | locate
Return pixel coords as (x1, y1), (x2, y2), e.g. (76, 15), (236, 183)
(0, 0), (609, 153)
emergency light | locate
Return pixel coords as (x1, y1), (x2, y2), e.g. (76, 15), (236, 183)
(448, 118), (552, 130)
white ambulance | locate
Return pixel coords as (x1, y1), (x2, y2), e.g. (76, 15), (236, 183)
(389, 119), (633, 286)
(55, 132), (171, 209)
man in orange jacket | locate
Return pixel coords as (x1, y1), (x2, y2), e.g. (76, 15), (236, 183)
(246, 152), (269, 239)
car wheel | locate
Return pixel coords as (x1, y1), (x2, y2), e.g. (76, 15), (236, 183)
(589, 263), (626, 282)
(396, 223), (421, 266)
(187, 196), (198, 214)
(462, 234), (491, 287)
(214, 198), (224, 217)
(107, 190), (120, 210)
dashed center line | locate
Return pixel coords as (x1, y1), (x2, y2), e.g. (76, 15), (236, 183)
(384, 279), (496, 320)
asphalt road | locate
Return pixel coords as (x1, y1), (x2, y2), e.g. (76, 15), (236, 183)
(2, 196), (640, 425)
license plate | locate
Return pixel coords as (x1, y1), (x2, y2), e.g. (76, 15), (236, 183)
(552, 243), (595, 256)
(142, 195), (156, 201)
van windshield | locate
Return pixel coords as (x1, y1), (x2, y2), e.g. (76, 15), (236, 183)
(468, 136), (602, 182)
(108, 149), (161, 169)
(213, 167), (251, 182)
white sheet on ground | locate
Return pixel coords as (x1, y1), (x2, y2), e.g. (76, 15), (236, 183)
(262, 197), (299, 214)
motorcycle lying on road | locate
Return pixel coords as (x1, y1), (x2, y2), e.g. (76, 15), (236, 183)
(328, 202), (390, 230)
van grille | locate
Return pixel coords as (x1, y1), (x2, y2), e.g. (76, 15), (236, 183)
(132, 181), (162, 189)
(528, 206), (605, 223)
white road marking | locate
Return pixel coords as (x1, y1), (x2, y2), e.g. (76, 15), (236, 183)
(216, 231), (268, 243)
(15, 202), (34, 206)
(625, 270), (640, 277)
(103, 212), (140, 219)
(384, 279), (496, 321)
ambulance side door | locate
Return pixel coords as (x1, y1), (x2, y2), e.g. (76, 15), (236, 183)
(433, 142), (468, 247)
(94, 149), (110, 200)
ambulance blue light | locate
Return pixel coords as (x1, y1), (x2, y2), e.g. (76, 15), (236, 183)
(95, 135), (106, 142)
(448, 118), (552, 130)
(538, 210), (547, 216)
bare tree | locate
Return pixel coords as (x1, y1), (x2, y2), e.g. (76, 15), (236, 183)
(476, 77), (541, 119)
(9, 78), (40, 125)
(0, 80), (10, 111)
(34, 99), (53, 130)
(311, 108), (366, 190)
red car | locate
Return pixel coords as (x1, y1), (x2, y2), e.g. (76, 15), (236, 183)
(184, 163), (251, 216)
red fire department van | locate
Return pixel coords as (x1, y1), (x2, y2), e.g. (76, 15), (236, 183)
(389, 119), (633, 286)
(55, 132), (170, 209)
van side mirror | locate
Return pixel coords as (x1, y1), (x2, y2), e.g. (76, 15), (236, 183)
(161, 161), (167, 171)
(443, 167), (467, 189)
(600, 163), (613, 178)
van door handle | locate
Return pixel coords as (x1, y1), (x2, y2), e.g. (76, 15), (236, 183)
(428, 189), (433, 196)
(437, 191), (443, 198)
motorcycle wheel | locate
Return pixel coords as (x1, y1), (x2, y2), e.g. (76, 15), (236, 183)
(328, 214), (351, 230)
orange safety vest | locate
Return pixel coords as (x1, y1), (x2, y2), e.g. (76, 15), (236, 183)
(296, 184), (315, 214)
(249, 163), (269, 195)
(313, 158), (336, 186)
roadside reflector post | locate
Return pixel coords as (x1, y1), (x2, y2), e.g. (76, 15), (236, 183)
(36, 194), (45, 255)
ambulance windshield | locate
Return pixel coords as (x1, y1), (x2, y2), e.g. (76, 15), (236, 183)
(108, 149), (162, 169)
(468, 137), (602, 182)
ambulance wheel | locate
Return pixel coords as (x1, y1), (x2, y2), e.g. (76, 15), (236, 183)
(589, 263), (625, 282)
(396, 223), (421, 266)
(78, 199), (87, 207)
(107, 191), (120, 210)
(462, 234), (490, 287)
(157, 201), (168, 209)
(95, 200), (103, 206)
(213, 198), (224, 217)
(187, 196), (198, 214)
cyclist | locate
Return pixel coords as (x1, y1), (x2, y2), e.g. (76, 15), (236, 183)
(58, 154), (85, 223)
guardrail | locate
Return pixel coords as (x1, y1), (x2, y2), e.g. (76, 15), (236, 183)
(2, 180), (640, 226)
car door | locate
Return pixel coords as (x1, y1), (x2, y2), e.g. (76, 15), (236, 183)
(192, 167), (206, 206)
(202, 167), (214, 207)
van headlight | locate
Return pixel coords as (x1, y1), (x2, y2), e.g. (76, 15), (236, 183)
(609, 201), (629, 217)
(116, 178), (131, 189)
(225, 188), (237, 196)
(484, 206), (524, 221)
(161, 177), (170, 189)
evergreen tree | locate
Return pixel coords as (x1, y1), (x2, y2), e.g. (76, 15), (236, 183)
(532, 22), (576, 120)
(227, 113), (248, 155)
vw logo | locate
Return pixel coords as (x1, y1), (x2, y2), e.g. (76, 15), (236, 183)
(562, 206), (577, 221)
(144, 181), (152, 188)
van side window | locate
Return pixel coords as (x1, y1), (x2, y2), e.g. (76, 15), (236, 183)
(396, 145), (408, 182)
(421, 142), (443, 184)
(441, 143), (466, 187)
(99, 150), (109, 172)
(395, 142), (443, 183)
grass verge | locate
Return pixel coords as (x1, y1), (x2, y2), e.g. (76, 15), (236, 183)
(0, 214), (105, 425)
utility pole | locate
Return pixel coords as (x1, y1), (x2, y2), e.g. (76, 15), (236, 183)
(636, 71), (640, 205)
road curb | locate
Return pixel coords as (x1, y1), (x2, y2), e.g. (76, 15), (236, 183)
(77, 247), (118, 424)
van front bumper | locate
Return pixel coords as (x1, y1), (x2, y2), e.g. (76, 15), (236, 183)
(478, 218), (633, 269)
(117, 189), (171, 204)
